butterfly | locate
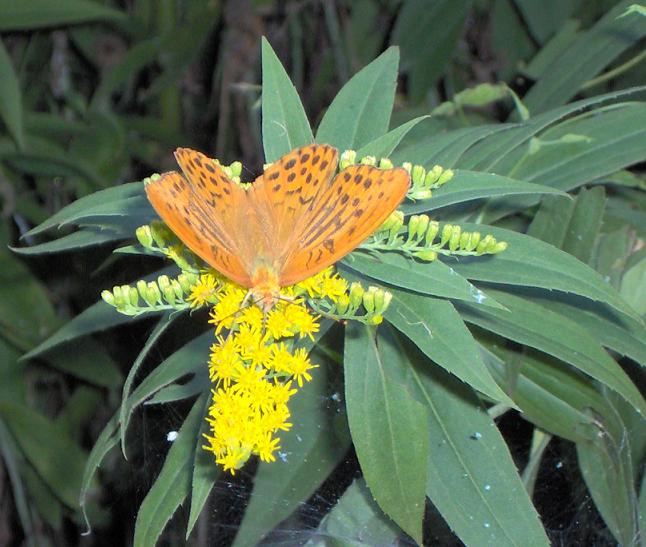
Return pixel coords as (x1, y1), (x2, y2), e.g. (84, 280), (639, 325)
(145, 144), (410, 309)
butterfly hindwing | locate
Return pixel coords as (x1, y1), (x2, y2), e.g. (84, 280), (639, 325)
(279, 164), (410, 285)
(145, 171), (252, 286)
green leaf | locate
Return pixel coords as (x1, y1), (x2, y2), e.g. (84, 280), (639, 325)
(343, 323), (427, 545)
(0, 401), (87, 509)
(355, 116), (429, 159)
(402, 170), (567, 215)
(24, 181), (145, 237)
(0, 0), (127, 31)
(459, 88), (646, 172)
(341, 254), (504, 309)
(316, 479), (403, 545)
(121, 313), (174, 459)
(44, 338), (122, 388)
(481, 347), (600, 443)
(449, 223), (640, 322)
(577, 395), (641, 546)
(0, 38), (24, 149)
(233, 322), (349, 546)
(316, 47), (399, 150)
(620, 255), (646, 316)
(134, 396), (205, 547)
(392, 123), (512, 168)
(79, 415), (119, 533)
(261, 37), (313, 162)
(12, 226), (131, 255)
(23, 301), (146, 360)
(391, 0), (471, 102)
(385, 289), (514, 406)
(125, 332), (211, 422)
(186, 397), (220, 539)
(456, 290), (646, 417)
(529, 187), (606, 264)
(407, 344), (550, 547)
(523, 0), (646, 112)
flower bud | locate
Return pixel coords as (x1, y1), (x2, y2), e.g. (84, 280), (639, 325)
(149, 173), (161, 182)
(369, 314), (383, 326)
(136, 225), (154, 248)
(158, 275), (171, 291)
(449, 225), (462, 251)
(229, 161), (242, 177)
(415, 215), (429, 239)
(407, 215), (420, 241)
(425, 220), (440, 245)
(409, 189), (433, 200)
(339, 149), (357, 170)
(128, 286), (139, 307)
(349, 282), (365, 309)
(440, 224), (453, 246)
(493, 241), (508, 253)
(360, 155), (376, 166)
(147, 282), (162, 305)
(101, 290), (115, 306)
(112, 285), (124, 307)
(477, 235), (495, 255)
(437, 169), (454, 186)
(362, 290), (375, 313)
(459, 231), (470, 250)
(402, 162), (412, 175)
(379, 158), (393, 170)
(467, 231), (481, 251)
(162, 285), (176, 305)
(411, 164), (426, 186)
(335, 294), (350, 315)
(414, 249), (438, 261)
(171, 279), (184, 300)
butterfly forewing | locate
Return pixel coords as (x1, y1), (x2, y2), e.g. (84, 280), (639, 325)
(145, 171), (252, 287)
(279, 164), (410, 285)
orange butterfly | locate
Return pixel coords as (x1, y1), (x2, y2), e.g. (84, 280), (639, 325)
(145, 144), (410, 309)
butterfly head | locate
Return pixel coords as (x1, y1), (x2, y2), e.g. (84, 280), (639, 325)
(250, 266), (282, 312)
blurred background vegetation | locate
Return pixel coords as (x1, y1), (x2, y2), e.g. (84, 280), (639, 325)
(0, 0), (645, 545)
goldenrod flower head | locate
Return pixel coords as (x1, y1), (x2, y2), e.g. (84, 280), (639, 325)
(187, 273), (220, 307)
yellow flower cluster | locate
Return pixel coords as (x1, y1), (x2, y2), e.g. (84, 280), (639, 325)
(198, 267), (347, 474)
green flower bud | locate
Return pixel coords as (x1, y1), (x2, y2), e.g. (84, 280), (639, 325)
(128, 286), (139, 307)
(101, 290), (115, 306)
(162, 285), (176, 305)
(362, 290), (375, 313)
(147, 282), (162, 305)
(414, 249), (438, 261)
(407, 215), (420, 241)
(440, 224), (453, 246)
(416, 215), (429, 239)
(459, 231), (471, 250)
(150, 222), (167, 248)
(112, 285), (124, 307)
(143, 176), (151, 185)
(340, 150), (357, 170)
(449, 225), (462, 251)
(402, 162), (412, 175)
(369, 314), (383, 326)
(425, 220), (440, 245)
(379, 210), (402, 232)
(335, 293), (350, 315)
(411, 164), (426, 186)
(477, 234), (495, 255)
(409, 189), (433, 200)
(360, 155), (376, 166)
(137, 279), (148, 300)
(493, 241), (508, 253)
(349, 282), (365, 309)
(158, 275), (171, 291)
(437, 169), (454, 186)
(229, 161), (242, 177)
(171, 279), (184, 300)
(379, 158), (393, 170)
(372, 289), (385, 313)
(150, 173), (161, 182)
(467, 231), (481, 251)
(136, 225), (154, 248)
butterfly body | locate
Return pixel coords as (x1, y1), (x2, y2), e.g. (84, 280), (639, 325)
(145, 144), (410, 308)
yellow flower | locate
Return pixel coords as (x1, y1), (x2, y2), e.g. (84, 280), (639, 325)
(209, 285), (246, 332)
(216, 445), (251, 475)
(187, 273), (220, 307)
(255, 433), (280, 463)
(239, 305), (263, 330)
(265, 307), (295, 340)
(288, 348), (316, 387)
(284, 304), (320, 340)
